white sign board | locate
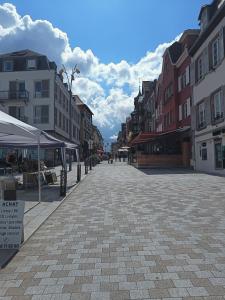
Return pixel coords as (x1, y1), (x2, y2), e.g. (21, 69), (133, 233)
(0, 200), (25, 249)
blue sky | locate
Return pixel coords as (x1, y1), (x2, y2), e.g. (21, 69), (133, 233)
(0, 0), (209, 143)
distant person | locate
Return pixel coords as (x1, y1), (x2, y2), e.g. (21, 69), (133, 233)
(115, 153), (118, 162)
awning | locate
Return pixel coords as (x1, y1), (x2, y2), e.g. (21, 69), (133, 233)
(129, 132), (159, 146)
(130, 127), (190, 146)
(0, 111), (77, 149)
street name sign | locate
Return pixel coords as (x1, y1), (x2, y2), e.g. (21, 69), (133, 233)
(0, 200), (25, 249)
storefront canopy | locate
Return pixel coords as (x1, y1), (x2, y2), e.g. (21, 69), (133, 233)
(0, 111), (77, 149)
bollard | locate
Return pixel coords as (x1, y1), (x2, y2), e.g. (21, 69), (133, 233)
(77, 164), (81, 182)
(60, 169), (67, 196)
(89, 157), (92, 170)
(85, 160), (88, 174)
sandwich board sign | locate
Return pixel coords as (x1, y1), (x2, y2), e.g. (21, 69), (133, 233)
(0, 200), (25, 249)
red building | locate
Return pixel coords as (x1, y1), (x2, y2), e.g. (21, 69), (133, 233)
(130, 30), (199, 168)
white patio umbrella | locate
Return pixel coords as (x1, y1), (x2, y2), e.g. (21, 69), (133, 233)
(0, 111), (72, 202)
(0, 111), (43, 202)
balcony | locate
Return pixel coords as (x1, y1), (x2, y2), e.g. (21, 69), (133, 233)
(0, 90), (29, 103)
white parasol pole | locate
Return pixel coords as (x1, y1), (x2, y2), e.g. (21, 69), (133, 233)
(37, 133), (41, 203)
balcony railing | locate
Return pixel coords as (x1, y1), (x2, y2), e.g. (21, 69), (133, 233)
(0, 90), (29, 102)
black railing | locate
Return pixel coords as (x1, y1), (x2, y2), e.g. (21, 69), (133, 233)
(0, 90), (29, 102)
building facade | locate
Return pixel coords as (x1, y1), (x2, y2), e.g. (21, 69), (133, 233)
(75, 95), (93, 160)
(92, 125), (104, 154)
(190, 0), (225, 174)
(0, 49), (80, 146)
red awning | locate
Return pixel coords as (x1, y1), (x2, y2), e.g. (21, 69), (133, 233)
(129, 127), (190, 146)
(129, 132), (159, 146)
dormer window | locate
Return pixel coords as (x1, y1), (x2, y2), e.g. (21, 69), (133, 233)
(27, 59), (36, 70)
(3, 61), (13, 72)
(200, 9), (208, 32)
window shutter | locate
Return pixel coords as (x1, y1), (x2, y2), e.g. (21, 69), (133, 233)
(203, 47), (209, 75)
(205, 97), (211, 126)
(208, 42), (213, 71)
(186, 66), (190, 85)
(190, 61), (195, 85)
(178, 76), (181, 92)
(179, 104), (182, 121)
(187, 97), (191, 116)
(219, 27), (224, 62)
(191, 105), (196, 130)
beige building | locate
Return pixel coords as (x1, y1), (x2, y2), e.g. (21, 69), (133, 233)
(0, 49), (80, 146)
(190, 0), (225, 174)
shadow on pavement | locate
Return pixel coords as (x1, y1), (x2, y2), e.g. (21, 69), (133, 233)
(137, 168), (195, 176)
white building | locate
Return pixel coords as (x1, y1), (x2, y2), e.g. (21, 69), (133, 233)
(190, 0), (225, 175)
(0, 49), (80, 146)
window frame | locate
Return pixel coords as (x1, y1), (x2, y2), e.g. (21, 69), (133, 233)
(33, 105), (49, 124)
(3, 60), (13, 72)
(27, 59), (37, 70)
(211, 89), (223, 123)
(198, 101), (206, 129)
(212, 36), (220, 68)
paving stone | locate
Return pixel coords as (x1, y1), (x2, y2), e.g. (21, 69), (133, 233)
(2, 164), (225, 299)
(169, 287), (189, 297)
(90, 291), (110, 300)
(187, 287), (209, 296)
(129, 289), (149, 299)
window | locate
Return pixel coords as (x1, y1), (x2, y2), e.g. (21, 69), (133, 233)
(183, 102), (188, 119)
(27, 59), (36, 70)
(212, 90), (223, 122)
(9, 106), (25, 121)
(164, 83), (173, 102)
(197, 56), (204, 81)
(181, 72), (186, 89)
(198, 102), (206, 129)
(3, 61), (13, 72)
(200, 143), (207, 160)
(200, 9), (208, 32)
(212, 37), (220, 67)
(34, 80), (49, 98)
(34, 105), (49, 124)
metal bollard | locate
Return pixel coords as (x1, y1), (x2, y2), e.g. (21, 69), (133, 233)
(85, 161), (88, 174)
(89, 157), (92, 170)
(77, 164), (81, 182)
(60, 169), (67, 196)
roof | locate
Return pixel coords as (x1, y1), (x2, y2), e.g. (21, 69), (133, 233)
(0, 49), (44, 58)
(74, 95), (94, 115)
(168, 42), (183, 64)
(190, 0), (225, 56)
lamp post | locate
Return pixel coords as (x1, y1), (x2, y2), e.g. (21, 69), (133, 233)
(62, 64), (80, 171)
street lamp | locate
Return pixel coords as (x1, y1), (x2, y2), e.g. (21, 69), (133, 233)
(61, 64), (80, 171)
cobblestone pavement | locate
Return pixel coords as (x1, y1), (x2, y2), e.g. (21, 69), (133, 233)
(1, 162), (225, 300)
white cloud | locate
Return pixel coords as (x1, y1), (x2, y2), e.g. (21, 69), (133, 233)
(0, 3), (180, 136)
(110, 134), (118, 140)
